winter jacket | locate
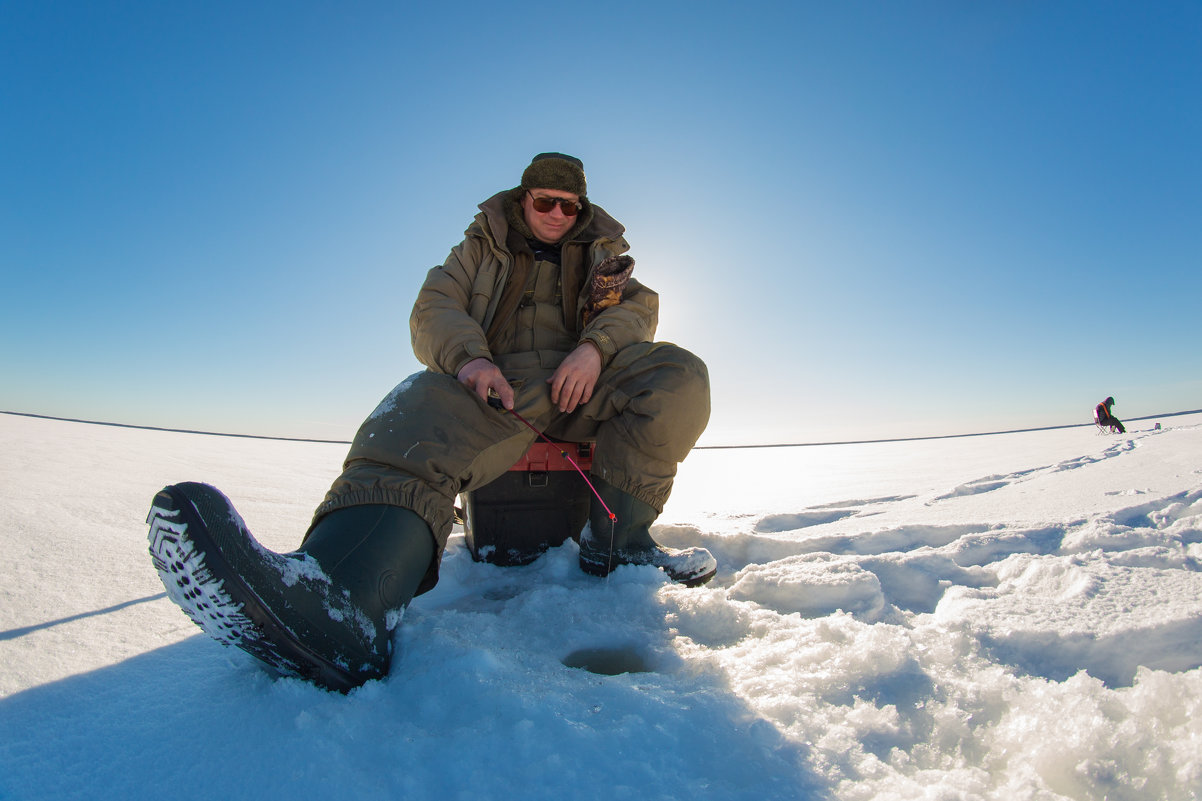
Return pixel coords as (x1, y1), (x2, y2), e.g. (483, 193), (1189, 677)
(312, 190), (709, 573)
(410, 190), (658, 376)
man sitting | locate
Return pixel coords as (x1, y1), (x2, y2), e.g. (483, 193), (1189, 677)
(1095, 396), (1126, 433)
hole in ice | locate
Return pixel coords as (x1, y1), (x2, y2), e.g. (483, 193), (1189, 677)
(562, 646), (652, 675)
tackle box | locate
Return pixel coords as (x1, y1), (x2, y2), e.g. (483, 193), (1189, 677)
(461, 440), (594, 566)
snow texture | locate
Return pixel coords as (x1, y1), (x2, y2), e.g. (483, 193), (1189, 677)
(367, 376), (416, 421)
(2, 412), (1201, 800)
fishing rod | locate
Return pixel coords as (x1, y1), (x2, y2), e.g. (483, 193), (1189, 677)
(488, 391), (616, 524)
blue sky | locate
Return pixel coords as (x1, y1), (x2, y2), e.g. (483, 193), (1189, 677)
(2, 1), (1199, 446)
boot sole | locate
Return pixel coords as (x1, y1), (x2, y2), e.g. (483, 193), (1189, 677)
(147, 485), (366, 693)
(579, 553), (716, 588)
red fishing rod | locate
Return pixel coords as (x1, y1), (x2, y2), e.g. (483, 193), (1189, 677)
(488, 391), (616, 523)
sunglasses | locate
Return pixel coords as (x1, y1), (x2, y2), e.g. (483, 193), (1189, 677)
(527, 191), (581, 217)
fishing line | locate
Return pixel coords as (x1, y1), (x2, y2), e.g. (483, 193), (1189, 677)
(494, 401), (616, 523)
(488, 395), (619, 574)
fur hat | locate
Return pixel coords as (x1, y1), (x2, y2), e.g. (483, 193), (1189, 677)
(521, 152), (587, 197)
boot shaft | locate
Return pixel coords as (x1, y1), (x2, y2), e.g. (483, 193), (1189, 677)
(300, 504), (437, 623)
(580, 477), (716, 586)
(586, 477), (658, 553)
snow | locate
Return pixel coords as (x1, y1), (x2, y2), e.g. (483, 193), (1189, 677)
(2, 411), (1201, 800)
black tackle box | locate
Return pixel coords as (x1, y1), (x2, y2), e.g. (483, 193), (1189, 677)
(461, 440), (594, 566)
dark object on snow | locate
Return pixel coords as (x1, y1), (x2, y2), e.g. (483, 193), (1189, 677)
(147, 483), (434, 692)
(1095, 396), (1126, 434)
(462, 441), (594, 566)
(578, 476), (717, 587)
(562, 646), (652, 675)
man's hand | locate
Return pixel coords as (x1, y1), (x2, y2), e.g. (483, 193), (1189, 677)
(548, 342), (602, 414)
(458, 358), (513, 410)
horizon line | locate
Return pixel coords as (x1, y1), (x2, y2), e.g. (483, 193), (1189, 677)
(4, 409), (1200, 450)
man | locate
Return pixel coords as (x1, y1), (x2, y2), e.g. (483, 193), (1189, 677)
(146, 153), (715, 692)
(1095, 396), (1125, 433)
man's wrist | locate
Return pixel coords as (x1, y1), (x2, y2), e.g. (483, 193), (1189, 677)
(578, 331), (614, 365)
(451, 349), (493, 378)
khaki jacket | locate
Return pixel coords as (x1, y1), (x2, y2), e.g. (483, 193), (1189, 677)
(314, 191), (708, 580)
(410, 190), (658, 375)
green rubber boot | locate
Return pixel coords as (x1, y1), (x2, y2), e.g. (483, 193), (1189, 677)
(578, 477), (716, 587)
(147, 482), (435, 692)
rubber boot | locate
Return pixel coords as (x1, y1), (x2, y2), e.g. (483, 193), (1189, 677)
(578, 477), (716, 587)
(147, 482), (434, 692)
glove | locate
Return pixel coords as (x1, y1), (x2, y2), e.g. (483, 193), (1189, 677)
(582, 254), (635, 326)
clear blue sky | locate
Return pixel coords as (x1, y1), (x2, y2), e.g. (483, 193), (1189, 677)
(2, 1), (1199, 446)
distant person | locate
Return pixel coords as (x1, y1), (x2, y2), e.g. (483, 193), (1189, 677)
(1095, 396), (1125, 433)
(145, 153), (716, 692)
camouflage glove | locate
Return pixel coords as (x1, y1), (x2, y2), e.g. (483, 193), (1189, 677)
(582, 254), (635, 326)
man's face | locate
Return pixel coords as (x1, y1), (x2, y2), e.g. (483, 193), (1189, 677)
(521, 188), (581, 244)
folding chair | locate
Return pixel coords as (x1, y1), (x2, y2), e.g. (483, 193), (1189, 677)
(1094, 411), (1121, 434)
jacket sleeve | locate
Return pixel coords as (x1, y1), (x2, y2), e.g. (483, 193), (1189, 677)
(578, 276), (659, 365)
(410, 235), (495, 376)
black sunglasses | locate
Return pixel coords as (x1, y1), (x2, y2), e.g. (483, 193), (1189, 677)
(527, 191), (581, 217)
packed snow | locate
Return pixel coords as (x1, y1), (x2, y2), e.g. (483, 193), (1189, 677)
(1, 411), (1201, 800)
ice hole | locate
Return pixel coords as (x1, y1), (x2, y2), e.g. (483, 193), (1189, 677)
(562, 646), (652, 675)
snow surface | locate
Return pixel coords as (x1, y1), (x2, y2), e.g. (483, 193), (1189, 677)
(2, 411), (1201, 800)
